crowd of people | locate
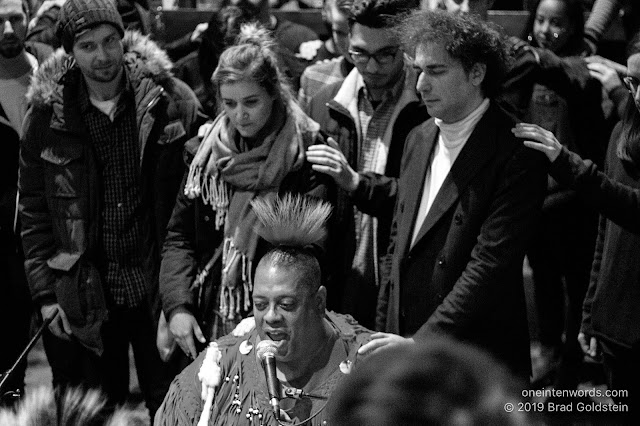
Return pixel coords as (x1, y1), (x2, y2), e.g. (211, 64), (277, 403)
(2, 0), (640, 424)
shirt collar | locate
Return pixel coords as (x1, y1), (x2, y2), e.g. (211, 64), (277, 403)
(79, 66), (132, 115)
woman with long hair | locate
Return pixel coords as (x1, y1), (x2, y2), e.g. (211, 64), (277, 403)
(158, 23), (333, 367)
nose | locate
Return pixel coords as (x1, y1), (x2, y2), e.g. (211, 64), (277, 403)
(236, 105), (247, 121)
(95, 44), (109, 61)
(365, 56), (380, 73)
(539, 21), (551, 36)
(3, 20), (14, 36)
(264, 304), (282, 324)
(416, 71), (430, 93)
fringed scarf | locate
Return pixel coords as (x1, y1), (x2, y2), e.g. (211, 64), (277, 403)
(184, 102), (308, 321)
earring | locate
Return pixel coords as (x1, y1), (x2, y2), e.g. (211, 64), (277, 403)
(553, 32), (559, 39)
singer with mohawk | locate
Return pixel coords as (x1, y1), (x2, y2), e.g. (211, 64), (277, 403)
(156, 195), (374, 426)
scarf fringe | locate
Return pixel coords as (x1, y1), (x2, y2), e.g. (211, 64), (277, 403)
(184, 163), (230, 230)
(220, 238), (253, 320)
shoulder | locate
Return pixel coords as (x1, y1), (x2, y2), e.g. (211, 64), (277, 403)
(276, 18), (318, 41)
(308, 80), (343, 112)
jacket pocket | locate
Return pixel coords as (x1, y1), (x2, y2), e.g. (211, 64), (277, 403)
(40, 144), (86, 218)
(47, 250), (106, 328)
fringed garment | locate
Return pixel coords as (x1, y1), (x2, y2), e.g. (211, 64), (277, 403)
(183, 100), (321, 334)
(155, 311), (374, 425)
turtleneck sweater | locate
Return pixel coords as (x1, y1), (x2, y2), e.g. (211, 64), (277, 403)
(411, 98), (490, 246)
(0, 50), (37, 137)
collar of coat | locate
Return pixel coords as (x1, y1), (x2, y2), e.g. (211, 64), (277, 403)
(328, 58), (421, 150)
(26, 31), (173, 120)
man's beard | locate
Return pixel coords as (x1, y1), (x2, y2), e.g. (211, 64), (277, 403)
(0, 36), (25, 58)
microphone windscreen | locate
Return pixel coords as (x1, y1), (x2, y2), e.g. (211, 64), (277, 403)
(256, 339), (279, 361)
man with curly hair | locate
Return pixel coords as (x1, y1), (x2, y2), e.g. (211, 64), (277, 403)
(362, 10), (547, 381)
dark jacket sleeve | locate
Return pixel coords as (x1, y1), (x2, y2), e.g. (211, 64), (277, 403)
(415, 145), (547, 337)
(581, 212), (606, 335)
(159, 171), (200, 320)
(375, 197), (398, 332)
(350, 172), (398, 217)
(18, 107), (57, 305)
(550, 125), (640, 234)
(498, 39), (591, 120)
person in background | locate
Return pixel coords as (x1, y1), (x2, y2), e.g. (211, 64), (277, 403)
(305, 0), (425, 329)
(226, 0), (320, 91)
(18, 0), (204, 418)
(0, 0), (51, 404)
(514, 48), (640, 418)
(583, 0), (639, 55)
(366, 9), (547, 381)
(173, 5), (253, 118)
(297, 0), (354, 109)
(521, 0), (607, 389)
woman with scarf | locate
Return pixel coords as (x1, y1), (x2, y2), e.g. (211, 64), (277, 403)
(158, 23), (333, 368)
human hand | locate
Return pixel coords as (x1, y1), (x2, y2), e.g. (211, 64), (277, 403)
(578, 332), (599, 358)
(41, 303), (72, 340)
(512, 123), (562, 162)
(169, 311), (206, 359)
(306, 137), (360, 193)
(231, 316), (256, 336)
(357, 332), (414, 356)
(191, 23), (209, 43)
(587, 62), (623, 94)
(585, 55), (627, 75)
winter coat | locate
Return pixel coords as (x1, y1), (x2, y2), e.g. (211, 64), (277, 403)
(159, 108), (334, 340)
(19, 31), (205, 355)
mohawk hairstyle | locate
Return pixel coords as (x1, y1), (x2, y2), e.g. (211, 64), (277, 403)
(251, 194), (332, 248)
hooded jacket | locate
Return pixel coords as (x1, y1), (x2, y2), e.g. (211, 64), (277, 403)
(19, 31), (205, 355)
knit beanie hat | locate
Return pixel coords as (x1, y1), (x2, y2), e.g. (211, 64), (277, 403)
(57, 0), (125, 53)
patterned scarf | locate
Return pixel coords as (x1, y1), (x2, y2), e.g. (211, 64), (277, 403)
(185, 102), (307, 320)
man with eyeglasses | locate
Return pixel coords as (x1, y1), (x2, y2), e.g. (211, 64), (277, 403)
(305, 0), (425, 329)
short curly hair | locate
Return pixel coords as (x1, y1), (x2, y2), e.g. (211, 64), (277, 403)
(348, 0), (419, 29)
(397, 9), (512, 98)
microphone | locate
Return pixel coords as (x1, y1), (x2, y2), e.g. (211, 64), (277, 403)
(256, 339), (281, 420)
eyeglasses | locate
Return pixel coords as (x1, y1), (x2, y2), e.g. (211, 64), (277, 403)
(623, 76), (640, 96)
(348, 47), (400, 66)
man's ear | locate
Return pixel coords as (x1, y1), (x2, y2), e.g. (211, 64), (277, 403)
(315, 286), (327, 314)
(470, 63), (487, 87)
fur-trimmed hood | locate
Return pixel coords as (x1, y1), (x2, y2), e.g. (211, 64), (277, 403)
(27, 30), (173, 109)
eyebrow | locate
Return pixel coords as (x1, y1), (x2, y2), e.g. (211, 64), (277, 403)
(222, 95), (260, 101)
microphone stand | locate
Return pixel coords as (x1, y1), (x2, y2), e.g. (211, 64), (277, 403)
(0, 315), (54, 404)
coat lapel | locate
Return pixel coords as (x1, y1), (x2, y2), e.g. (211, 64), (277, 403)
(410, 104), (498, 250)
(396, 121), (438, 260)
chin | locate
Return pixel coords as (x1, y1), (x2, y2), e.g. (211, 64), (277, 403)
(237, 128), (256, 138)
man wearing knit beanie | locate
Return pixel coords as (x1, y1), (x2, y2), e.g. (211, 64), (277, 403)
(57, 0), (125, 53)
(18, 0), (206, 420)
